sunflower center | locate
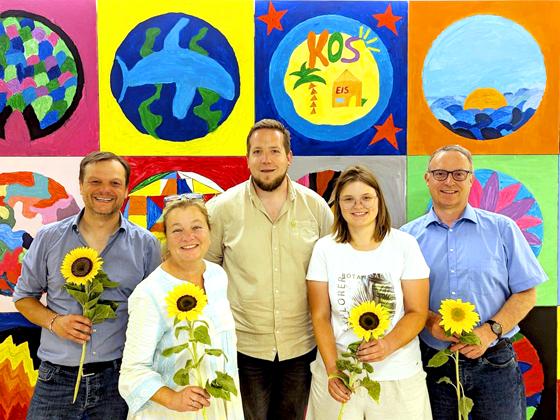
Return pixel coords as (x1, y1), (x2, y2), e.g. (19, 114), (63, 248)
(359, 312), (380, 331)
(177, 295), (197, 312)
(71, 257), (94, 277)
(451, 308), (466, 322)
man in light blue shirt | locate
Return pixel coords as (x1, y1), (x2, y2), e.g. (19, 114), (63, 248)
(13, 152), (161, 419)
(402, 145), (546, 420)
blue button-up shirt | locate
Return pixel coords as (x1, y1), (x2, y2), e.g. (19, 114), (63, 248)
(13, 210), (161, 366)
(401, 204), (547, 350)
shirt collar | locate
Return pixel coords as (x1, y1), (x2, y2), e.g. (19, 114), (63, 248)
(425, 204), (478, 227)
(71, 208), (127, 233)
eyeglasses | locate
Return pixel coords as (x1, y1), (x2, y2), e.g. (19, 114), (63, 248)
(428, 169), (472, 182)
(163, 193), (205, 205)
(339, 195), (378, 210)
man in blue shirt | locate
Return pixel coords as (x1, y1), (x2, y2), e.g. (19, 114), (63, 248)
(402, 145), (546, 419)
(13, 152), (161, 419)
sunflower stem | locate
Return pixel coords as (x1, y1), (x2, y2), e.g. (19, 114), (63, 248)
(338, 402), (346, 420)
(454, 350), (460, 420)
(190, 322), (208, 420)
(72, 341), (86, 403)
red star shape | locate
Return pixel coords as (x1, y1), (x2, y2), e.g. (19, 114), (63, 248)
(369, 114), (402, 150)
(257, 1), (288, 35)
(372, 4), (402, 36)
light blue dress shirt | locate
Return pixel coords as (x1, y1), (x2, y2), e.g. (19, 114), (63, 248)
(13, 210), (161, 365)
(401, 205), (547, 350)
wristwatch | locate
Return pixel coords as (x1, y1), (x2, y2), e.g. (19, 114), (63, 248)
(486, 319), (503, 339)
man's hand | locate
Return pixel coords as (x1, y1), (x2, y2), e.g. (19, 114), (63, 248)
(51, 314), (93, 345)
(450, 324), (495, 359)
(427, 312), (459, 343)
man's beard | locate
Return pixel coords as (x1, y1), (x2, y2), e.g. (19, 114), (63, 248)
(252, 171), (287, 192)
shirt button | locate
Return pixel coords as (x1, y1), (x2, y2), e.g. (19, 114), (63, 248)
(275, 289), (279, 294)
(451, 291), (456, 295)
(449, 228), (453, 232)
(272, 347), (277, 352)
(450, 269), (455, 273)
(92, 351), (96, 355)
(274, 267), (278, 272)
(449, 249), (454, 252)
(276, 330), (280, 334)
(93, 329), (97, 333)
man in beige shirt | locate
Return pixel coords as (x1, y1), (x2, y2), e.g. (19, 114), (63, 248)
(206, 119), (333, 420)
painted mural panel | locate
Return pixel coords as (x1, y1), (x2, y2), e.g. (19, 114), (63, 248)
(406, 155), (558, 306)
(99, 0), (254, 156)
(289, 156), (405, 226)
(0, 157), (82, 317)
(408, 1), (560, 155)
(125, 156), (249, 237)
(255, 0), (407, 156)
(0, 0), (98, 156)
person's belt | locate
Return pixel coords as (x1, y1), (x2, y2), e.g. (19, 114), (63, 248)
(53, 359), (121, 376)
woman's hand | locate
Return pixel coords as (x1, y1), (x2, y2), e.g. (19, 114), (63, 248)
(356, 338), (393, 362)
(327, 374), (352, 403)
(169, 386), (211, 412)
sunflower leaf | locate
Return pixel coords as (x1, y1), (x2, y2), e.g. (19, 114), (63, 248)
(436, 376), (454, 387)
(193, 325), (211, 345)
(173, 367), (191, 386)
(162, 343), (189, 357)
(205, 348), (224, 357)
(363, 362), (374, 374)
(459, 396), (474, 420)
(64, 286), (89, 306)
(360, 377), (380, 402)
(96, 271), (119, 289)
(460, 332), (481, 345)
(336, 359), (353, 372)
(90, 303), (118, 324)
(348, 341), (362, 354)
(328, 372), (351, 389)
(427, 350), (451, 368)
(214, 371), (238, 395)
(340, 352), (354, 358)
(174, 326), (190, 339)
(98, 300), (119, 311)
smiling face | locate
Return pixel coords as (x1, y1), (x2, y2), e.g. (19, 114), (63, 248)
(247, 128), (293, 192)
(164, 205), (210, 265)
(425, 150), (473, 215)
(80, 160), (128, 218)
(339, 181), (379, 230)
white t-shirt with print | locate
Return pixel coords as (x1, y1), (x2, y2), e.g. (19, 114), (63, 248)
(307, 228), (430, 381)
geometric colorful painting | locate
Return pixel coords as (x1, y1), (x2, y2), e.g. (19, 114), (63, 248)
(513, 332), (545, 418)
(408, 1), (560, 155)
(256, 1), (408, 156)
(99, 0), (254, 156)
(125, 156), (250, 239)
(0, 0), (98, 156)
(423, 15), (545, 141)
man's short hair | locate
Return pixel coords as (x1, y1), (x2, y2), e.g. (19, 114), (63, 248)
(246, 119), (291, 155)
(428, 145), (473, 170)
(79, 152), (131, 187)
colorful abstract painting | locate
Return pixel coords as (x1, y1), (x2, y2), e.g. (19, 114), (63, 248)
(99, 0), (254, 156)
(255, 1), (407, 155)
(0, 0), (98, 156)
(408, 1), (560, 154)
(125, 156), (249, 237)
(406, 155), (558, 306)
(289, 156), (406, 226)
(0, 157), (82, 317)
(512, 332), (545, 418)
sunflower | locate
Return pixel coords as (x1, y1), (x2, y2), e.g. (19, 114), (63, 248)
(438, 298), (480, 335)
(348, 301), (391, 341)
(60, 247), (103, 286)
(166, 282), (207, 321)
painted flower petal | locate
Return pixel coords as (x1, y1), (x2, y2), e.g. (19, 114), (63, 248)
(496, 183), (521, 212)
(516, 215), (542, 229)
(479, 172), (499, 211)
(500, 198), (535, 220)
(522, 230), (541, 246)
(468, 177), (483, 208)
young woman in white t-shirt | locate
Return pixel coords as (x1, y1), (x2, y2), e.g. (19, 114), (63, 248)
(306, 165), (432, 419)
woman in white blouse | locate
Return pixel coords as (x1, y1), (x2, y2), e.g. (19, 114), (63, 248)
(119, 197), (243, 419)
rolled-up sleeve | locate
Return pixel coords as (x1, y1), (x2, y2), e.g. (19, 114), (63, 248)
(119, 288), (166, 414)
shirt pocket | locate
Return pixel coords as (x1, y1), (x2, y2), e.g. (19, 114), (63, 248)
(289, 220), (320, 257)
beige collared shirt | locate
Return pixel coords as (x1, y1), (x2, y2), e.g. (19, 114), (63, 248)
(206, 177), (333, 361)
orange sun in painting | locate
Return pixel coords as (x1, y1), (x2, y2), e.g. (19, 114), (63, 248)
(0, 336), (38, 419)
(463, 87), (508, 110)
